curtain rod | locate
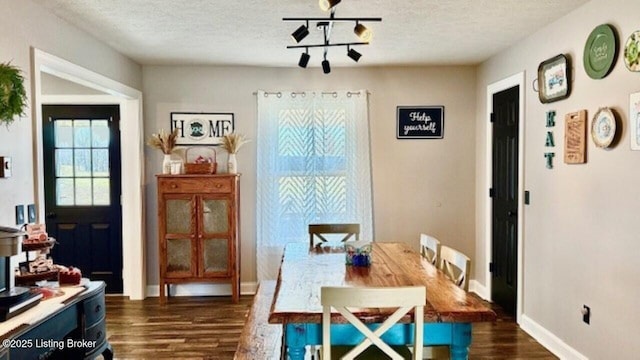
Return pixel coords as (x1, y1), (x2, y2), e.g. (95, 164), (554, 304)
(252, 91), (370, 97)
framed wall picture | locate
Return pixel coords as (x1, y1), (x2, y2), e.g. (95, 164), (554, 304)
(396, 106), (444, 139)
(630, 91), (640, 150)
(564, 110), (587, 164)
(170, 112), (234, 146)
(538, 54), (571, 103)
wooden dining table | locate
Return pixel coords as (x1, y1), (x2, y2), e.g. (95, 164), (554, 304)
(268, 242), (496, 360)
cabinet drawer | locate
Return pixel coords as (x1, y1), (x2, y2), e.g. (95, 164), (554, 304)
(84, 319), (107, 351)
(83, 292), (106, 327)
(159, 177), (232, 193)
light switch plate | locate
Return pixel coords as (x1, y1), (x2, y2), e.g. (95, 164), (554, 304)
(15, 205), (24, 225)
(27, 204), (36, 223)
(0, 157), (11, 178)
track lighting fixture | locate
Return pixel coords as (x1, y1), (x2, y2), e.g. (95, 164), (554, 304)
(298, 50), (310, 68)
(354, 23), (372, 42)
(291, 23), (309, 43)
(283, 1), (381, 72)
(319, 0), (341, 12)
(347, 47), (362, 62)
(322, 57), (331, 74)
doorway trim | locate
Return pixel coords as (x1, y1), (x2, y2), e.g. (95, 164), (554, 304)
(485, 72), (525, 324)
(31, 48), (146, 300)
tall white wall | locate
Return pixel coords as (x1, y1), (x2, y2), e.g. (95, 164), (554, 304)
(142, 65), (477, 285)
(475, 0), (640, 357)
(0, 0), (141, 227)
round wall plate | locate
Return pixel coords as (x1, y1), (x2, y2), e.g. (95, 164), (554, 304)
(591, 107), (616, 148)
(624, 30), (640, 72)
(583, 24), (618, 79)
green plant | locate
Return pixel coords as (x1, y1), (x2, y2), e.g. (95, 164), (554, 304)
(0, 62), (28, 126)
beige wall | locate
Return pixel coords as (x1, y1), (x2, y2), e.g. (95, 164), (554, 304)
(142, 65), (477, 285)
(475, 0), (640, 357)
(41, 73), (106, 95)
(0, 0), (141, 227)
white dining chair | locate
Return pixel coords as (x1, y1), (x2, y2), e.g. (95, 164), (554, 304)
(309, 223), (360, 249)
(321, 286), (426, 360)
(419, 234), (441, 266)
(439, 245), (471, 291)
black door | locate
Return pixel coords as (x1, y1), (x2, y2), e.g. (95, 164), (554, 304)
(42, 105), (123, 293)
(491, 86), (519, 317)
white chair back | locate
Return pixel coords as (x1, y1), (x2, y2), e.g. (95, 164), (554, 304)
(439, 245), (471, 291)
(419, 234), (441, 266)
(321, 286), (425, 360)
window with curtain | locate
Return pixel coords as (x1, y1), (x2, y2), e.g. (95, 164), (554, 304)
(256, 90), (373, 280)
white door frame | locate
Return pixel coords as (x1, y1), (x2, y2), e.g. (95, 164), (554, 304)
(484, 72), (525, 324)
(31, 48), (146, 299)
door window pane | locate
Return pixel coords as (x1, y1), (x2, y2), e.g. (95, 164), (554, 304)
(54, 120), (73, 148)
(167, 238), (192, 272)
(54, 118), (113, 206)
(55, 149), (74, 177)
(93, 178), (110, 205)
(202, 200), (228, 233)
(75, 178), (92, 205)
(92, 149), (109, 176)
(73, 120), (91, 147)
(203, 238), (228, 273)
(166, 199), (192, 234)
(56, 179), (74, 205)
(92, 120), (110, 147)
(74, 149), (92, 177)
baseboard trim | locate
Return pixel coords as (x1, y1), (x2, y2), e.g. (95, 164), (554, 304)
(146, 282), (258, 297)
(520, 314), (588, 360)
(469, 280), (490, 300)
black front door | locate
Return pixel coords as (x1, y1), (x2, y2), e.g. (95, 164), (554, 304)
(491, 86), (519, 317)
(42, 105), (123, 293)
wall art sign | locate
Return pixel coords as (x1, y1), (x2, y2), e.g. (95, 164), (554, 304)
(396, 106), (444, 139)
(583, 24), (618, 79)
(170, 112), (234, 146)
(544, 110), (556, 169)
(630, 91), (640, 150)
(537, 54), (571, 103)
(624, 30), (640, 72)
(564, 110), (587, 164)
(591, 107), (617, 148)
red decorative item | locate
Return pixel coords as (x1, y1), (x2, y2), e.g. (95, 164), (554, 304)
(58, 266), (82, 285)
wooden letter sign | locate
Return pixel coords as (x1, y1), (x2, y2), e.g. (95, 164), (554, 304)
(564, 110), (587, 164)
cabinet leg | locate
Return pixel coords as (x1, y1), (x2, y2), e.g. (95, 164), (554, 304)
(159, 281), (166, 305)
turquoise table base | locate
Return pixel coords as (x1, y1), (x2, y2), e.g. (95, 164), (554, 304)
(284, 322), (472, 360)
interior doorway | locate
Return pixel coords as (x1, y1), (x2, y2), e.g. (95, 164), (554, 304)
(485, 72), (525, 323)
(42, 105), (123, 293)
(490, 86), (519, 317)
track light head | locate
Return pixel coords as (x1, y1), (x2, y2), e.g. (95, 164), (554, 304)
(291, 24), (309, 43)
(298, 52), (310, 68)
(347, 48), (362, 62)
(319, 0), (341, 12)
(322, 59), (331, 74)
(354, 23), (372, 42)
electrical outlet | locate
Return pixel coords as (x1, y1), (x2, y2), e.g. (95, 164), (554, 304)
(582, 305), (590, 324)
(15, 205), (24, 225)
(27, 204), (36, 223)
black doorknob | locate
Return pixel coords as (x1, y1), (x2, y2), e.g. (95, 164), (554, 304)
(46, 212), (57, 219)
(508, 210), (517, 217)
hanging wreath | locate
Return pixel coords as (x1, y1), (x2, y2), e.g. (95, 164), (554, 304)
(0, 62), (28, 126)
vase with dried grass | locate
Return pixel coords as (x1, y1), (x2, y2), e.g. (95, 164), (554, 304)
(220, 133), (250, 174)
(147, 128), (178, 174)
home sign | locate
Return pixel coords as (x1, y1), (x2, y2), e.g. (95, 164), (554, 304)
(396, 106), (444, 139)
(171, 112), (235, 146)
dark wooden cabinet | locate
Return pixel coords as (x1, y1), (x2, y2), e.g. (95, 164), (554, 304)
(1, 281), (111, 360)
(157, 174), (240, 304)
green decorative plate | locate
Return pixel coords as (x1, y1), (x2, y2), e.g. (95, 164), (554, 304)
(624, 30), (640, 72)
(583, 24), (618, 79)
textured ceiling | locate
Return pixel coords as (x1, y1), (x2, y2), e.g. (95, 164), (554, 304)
(33, 0), (589, 67)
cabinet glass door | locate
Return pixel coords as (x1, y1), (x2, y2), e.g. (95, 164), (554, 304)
(200, 197), (231, 276)
(165, 197), (196, 277)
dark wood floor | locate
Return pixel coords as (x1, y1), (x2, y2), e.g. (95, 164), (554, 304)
(105, 294), (557, 359)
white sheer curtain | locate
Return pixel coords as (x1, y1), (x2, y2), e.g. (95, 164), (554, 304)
(256, 90), (373, 281)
